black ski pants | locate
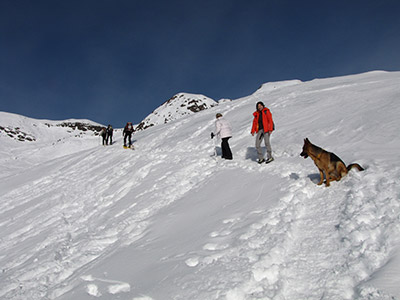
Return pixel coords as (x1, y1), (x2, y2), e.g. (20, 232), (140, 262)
(124, 132), (132, 147)
(106, 133), (113, 145)
(221, 137), (233, 160)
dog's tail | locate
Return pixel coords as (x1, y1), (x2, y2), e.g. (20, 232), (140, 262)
(347, 163), (364, 172)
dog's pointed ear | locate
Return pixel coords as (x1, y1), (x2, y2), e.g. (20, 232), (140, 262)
(306, 138), (310, 143)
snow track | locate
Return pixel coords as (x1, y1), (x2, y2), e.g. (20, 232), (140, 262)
(173, 161), (400, 300)
(0, 118), (227, 299)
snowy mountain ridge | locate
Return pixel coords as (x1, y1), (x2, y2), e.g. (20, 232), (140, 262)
(254, 79), (303, 94)
(135, 92), (217, 131)
(1, 71), (400, 300)
(0, 112), (107, 175)
(0, 111), (104, 142)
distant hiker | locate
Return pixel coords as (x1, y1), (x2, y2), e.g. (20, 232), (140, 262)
(100, 127), (107, 146)
(123, 122), (134, 147)
(106, 124), (113, 145)
(211, 113), (233, 160)
(251, 101), (274, 164)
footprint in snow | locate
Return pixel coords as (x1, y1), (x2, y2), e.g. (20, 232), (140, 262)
(82, 275), (131, 297)
(185, 257), (200, 267)
(108, 282), (131, 294)
(203, 243), (229, 251)
(86, 284), (101, 297)
(209, 230), (232, 237)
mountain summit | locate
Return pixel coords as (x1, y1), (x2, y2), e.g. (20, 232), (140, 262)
(135, 92), (217, 131)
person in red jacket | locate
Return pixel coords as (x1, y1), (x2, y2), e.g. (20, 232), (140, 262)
(251, 101), (274, 164)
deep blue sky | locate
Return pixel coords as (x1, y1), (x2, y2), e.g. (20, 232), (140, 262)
(1, 0), (399, 126)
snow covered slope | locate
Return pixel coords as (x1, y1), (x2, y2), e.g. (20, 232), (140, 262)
(0, 113), (105, 178)
(1, 71), (400, 300)
(135, 92), (217, 130)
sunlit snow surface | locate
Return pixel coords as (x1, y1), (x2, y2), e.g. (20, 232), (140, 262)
(1, 71), (400, 300)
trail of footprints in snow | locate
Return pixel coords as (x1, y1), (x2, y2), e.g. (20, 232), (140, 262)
(180, 162), (338, 298)
(180, 161), (400, 299)
(183, 159), (306, 271)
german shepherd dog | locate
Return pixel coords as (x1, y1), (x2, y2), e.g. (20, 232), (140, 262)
(300, 138), (364, 187)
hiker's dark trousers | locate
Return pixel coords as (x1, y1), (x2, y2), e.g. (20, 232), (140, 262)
(124, 133), (132, 147)
(221, 137), (233, 160)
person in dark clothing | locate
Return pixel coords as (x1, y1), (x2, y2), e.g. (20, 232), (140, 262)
(100, 127), (107, 145)
(123, 122), (134, 147)
(106, 125), (113, 145)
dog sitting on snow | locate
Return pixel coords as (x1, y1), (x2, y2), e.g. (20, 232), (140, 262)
(300, 138), (364, 187)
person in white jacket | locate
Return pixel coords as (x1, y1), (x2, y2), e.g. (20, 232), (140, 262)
(212, 113), (233, 160)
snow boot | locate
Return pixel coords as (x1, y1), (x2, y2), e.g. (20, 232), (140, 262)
(265, 157), (274, 164)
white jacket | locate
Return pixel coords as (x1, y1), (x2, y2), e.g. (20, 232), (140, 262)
(215, 117), (232, 139)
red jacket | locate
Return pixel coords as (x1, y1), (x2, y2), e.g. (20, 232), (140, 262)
(251, 107), (274, 134)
